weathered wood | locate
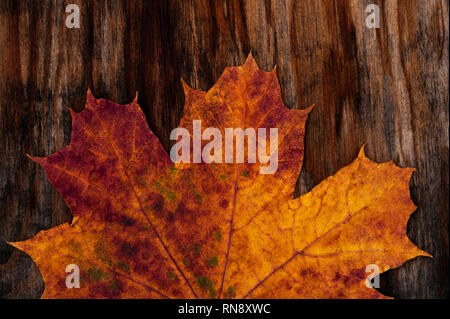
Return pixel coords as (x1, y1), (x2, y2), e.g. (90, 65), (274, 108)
(0, 0), (448, 298)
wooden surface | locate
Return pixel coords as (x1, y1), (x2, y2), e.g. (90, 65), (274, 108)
(0, 0), (448, 298)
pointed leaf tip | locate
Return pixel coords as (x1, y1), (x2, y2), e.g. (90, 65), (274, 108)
(7, 240), (20, 251)
(68, 108), (77, 119)
(181, 78), (194, 95)
(70, 216), (80, 227)
(26, 154), (45, 164)
(244, 51), (259, 70)
(303, 104), (315, 114)
(358, 145), (366, 158)
(86, 89), (97, 108)
(271, 65), (278, 74)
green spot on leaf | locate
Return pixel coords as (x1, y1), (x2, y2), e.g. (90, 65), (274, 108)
(167, 191), (176, 201)
(151, 181), (161, 190)
(168, 270), (178, 281)
(117, 261), (130, 274)
(241, 170), (249, 178)
(193, 243), (201, 256)
(194, 193), (203, 203)
(182, 258), (190, 267)
(213, 230), (222, 243)
(135, 176), (146, 187)
(219, 174), (227, 180)
(168, 165), (178, 177)
(95, 241), (112, 266)
(226, 286), (236, 298)
(87, 267), (106, 281)
(207, 256), (218, 267)
(196, 276), (216, 298)
(109, 279), (120, 291)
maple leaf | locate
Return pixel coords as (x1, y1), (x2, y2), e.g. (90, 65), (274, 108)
(10, 54), (429, 299)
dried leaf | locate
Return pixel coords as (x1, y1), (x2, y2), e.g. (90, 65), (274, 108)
(10, 55), (429, 299)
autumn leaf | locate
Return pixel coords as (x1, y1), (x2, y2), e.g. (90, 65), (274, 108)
(10, 54), (429, 299)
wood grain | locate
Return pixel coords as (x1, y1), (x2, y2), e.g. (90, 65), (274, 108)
(0, 0), (448, 298)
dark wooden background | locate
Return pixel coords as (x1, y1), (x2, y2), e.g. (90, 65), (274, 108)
(0, 0), (448, 299)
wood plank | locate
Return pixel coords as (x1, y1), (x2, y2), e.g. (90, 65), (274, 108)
(0, 0), (448, 298)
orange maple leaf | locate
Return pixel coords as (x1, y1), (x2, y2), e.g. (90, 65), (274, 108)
(10, 54), (429, 299)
